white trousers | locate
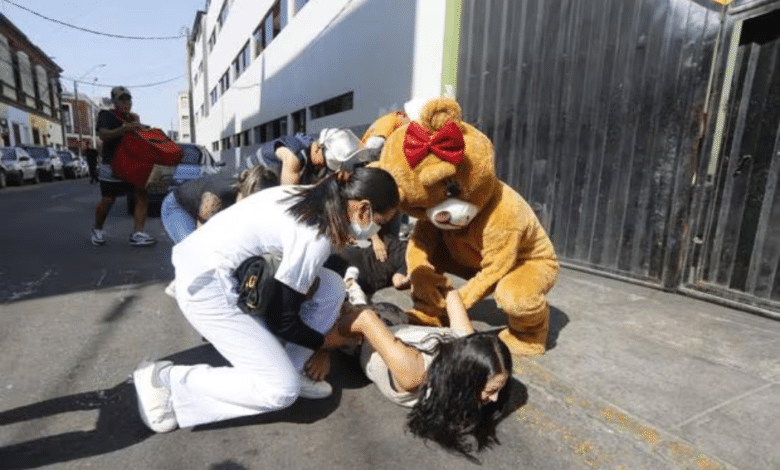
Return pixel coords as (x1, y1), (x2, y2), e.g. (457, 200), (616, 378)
(169, 267), (344, 428)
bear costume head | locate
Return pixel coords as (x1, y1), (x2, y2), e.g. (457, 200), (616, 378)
(374, 98), (499, 227)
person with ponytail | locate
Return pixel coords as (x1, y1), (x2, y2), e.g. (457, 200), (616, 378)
(339, 288), (513, 459)
(131, 166), (400, 433)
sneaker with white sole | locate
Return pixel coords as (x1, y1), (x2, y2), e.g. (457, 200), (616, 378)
(345, 279), (368, 305)
(164, 280), (176, 298)
(132, 360), (177, 433)
(299, 374), (332, 399)
(91, 228), (106, 246)
(344, 267), (368, 305)
(129, 231), (156, 246)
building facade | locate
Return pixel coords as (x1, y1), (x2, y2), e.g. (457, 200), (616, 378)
(186, 0), (459, 170)
(60, 92), (99, 154)
(177, 91), (191, 143)
(0, 14), (62, 148)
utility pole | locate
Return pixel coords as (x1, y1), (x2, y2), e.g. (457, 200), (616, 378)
(74, 80), (82, 157)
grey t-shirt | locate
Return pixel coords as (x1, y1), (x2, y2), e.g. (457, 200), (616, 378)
(360, 325), (466, 407)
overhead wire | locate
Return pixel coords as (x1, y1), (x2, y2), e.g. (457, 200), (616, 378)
(2, 0), (187, 40)
(62, 74), (186, 89)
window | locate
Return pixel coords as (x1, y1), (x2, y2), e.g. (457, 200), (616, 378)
(61, 103), (73, 133)
(253, 21), (266, 56)
(252, 0), (283, 57)
(271, 116), (287, 139)
(309, 92), (353, 119)
(233, 133), (241, 147)
(233, 41), (250, 78)
(217, 0), (230, 30)
(210, 87), (218, 105)
(208, 29), (216, 51)
(254, 124), (265, 144)
(212, 141), (219, 151)
(219, 70), (230, 95)
(291, 108), (306, 134)
(255, 116), (287, 144)
(243, 130), (250, 145)
(222, 136), (231, 150)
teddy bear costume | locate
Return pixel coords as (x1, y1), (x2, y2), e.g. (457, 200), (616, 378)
(373, 98), (558, 355)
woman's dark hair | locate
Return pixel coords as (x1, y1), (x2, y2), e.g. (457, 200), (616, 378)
(285, 166), (399, 248)
(406, 332), (513, 459)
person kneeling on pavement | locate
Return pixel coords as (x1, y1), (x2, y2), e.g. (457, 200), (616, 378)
(132, 166), (400, 433)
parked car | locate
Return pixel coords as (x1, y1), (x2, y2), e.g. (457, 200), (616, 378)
(22, 146), (64, 181)
(76, 155), (89, 177)
(57, 150), (84, 179)
(0, 146), (39, 187)
(126, 143), (225, 215)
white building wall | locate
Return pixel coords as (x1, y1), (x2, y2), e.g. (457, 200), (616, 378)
(191, 0), (448, 168)
(177, 91), (191, 142)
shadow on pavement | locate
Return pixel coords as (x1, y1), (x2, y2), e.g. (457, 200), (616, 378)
(0, 343), (363, 469)
(469, 299), (570, 351)
(0, 380), (149, 470)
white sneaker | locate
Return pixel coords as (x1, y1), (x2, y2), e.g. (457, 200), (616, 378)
(299, 374), (332, 399)
(132, 360), (177, 433)
(129, 231), (156, 246)
(344, 267), (367, 305)
(91, 228), (106, 246)
(164, 280), (176, 298)
(345, 280), (367, 305)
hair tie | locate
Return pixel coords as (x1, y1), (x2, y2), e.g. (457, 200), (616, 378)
(335, 170), (352, 185)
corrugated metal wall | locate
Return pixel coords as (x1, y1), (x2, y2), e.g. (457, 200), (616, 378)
(687, 8), (780, 314)
(456, 0), (723, 285)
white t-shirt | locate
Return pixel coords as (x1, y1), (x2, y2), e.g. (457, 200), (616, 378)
(172, 185), (332, 295)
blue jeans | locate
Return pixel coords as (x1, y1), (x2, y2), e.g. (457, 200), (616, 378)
(161, 192), (197, 244)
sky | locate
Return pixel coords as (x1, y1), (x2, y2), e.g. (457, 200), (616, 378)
(1, 0), (206, 130)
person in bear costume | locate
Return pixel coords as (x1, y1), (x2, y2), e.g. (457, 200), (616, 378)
(372, 97), (558, 355)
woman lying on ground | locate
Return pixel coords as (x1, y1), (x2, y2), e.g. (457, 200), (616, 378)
(131, 167), (400, 433)
(338, 288), (514, 458)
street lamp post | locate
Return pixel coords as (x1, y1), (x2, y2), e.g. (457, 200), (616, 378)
(74, 64), (105, 157)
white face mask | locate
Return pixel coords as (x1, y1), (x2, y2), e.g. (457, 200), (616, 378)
(350, 206), (382, 240)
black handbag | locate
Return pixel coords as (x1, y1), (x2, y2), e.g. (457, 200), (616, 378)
(233, 253), (281, 316)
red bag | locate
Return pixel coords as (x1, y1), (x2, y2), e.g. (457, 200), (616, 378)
(111, 115), (184, 188)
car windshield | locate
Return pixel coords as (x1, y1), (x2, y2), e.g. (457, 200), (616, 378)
(58, 152), (74, 163)
(1, 148), (14, 160)
(24, 148), (48, 161)
(180, 145), (204, 165)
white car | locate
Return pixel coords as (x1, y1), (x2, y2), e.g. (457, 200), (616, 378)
(57, 150), (84, 179)
(0, 146), (39, 187)
(22, 146), (65, 182)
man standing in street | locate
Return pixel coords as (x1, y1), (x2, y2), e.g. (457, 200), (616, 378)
(90, 86), (156, 247)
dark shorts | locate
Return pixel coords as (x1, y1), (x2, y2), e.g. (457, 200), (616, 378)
(100, 179), (133, 198)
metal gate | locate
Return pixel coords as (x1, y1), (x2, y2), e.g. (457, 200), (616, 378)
(455, 0), (722, 284)
(685, 7), (780, 316)
(456, 0), (780, 317)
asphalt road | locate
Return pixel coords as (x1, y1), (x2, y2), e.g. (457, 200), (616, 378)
(0, 178), (605, 470)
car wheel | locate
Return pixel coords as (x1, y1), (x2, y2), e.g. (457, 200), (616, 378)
(0, 170), (6, 188)
(127, 193), (136, 215)
(16, 171), (24, 186)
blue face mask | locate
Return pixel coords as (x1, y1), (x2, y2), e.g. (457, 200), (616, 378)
(350, 206), (382, 240)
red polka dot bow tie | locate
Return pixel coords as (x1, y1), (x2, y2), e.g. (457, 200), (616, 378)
(403, 121), (465, 169)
